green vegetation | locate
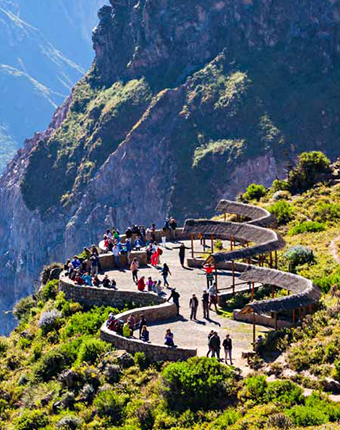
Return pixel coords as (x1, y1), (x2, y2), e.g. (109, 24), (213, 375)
(269, 201), (294, 225)
(242, 183), (267, 201)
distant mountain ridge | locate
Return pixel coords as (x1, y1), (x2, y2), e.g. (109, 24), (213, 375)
(0, 0), (107, 173)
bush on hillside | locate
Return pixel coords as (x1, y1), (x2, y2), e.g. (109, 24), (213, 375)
(238, 374), (268, 404)
(288, 221), (326, 236)
(312, 202), (340, 223)
(266, 413), (293, 429)
(265, 380), (303, 407)
(14, 409), (48, 430)
(243, 183), (267, 201)
(314, 266), (340, 293)
(269, 201), (294, 225)
(161, 357), (238, 411)
(13, 296), (35, 322)
(284, 246), (314, 272)
(56, 416), (81, 429)
(41, 279), (59, 301)
(286, 405), (328, 426)
(94, 390), (127, 423)
(271, 179), (290, 193)
(287, 151), (331, 194)
(76, 338), (109, 365)
(38, 309), (62, 334)
(273, 190), (291, 201)
(34, 349), (68, 382)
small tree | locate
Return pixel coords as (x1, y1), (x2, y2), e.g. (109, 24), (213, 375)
(269, 201), (294, 225)
(243, 183), (267, 201)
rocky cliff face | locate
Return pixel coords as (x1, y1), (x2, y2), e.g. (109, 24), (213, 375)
(1, 0), (340, 333)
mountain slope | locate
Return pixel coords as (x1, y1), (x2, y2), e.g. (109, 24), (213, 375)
(0, 0), (107, 173)
(1, 0), (340, 334)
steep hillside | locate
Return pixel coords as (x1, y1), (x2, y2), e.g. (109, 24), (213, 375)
(1, 0), (340, 333)
(0, 0), (107, 172)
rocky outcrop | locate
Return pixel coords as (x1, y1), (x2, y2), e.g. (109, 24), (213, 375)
(1, 0), (340, 334)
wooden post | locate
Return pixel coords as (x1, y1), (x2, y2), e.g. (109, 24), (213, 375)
(230, 236), (233, 251)
(251, 282), (255, 301)
(269, 252), (273, 268)
(224, 213), (226, 222)
(309, 304), (313, 314)
(211, 234), (214, 253)
(253, 311), (256, 350)
(232, 260), (235, 295)
(292, 308), (296, 325)
(298, 307), (302, 321)
(215, 266), (218, 292)
(203, 236), (206, 250)
(191, 234), (194, 258)
(271, 285), (275, 298)
(274, 313), (278, 331)
(274, 250), (278, 269)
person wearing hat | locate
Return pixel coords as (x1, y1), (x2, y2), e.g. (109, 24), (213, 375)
(202, 289), (210, 319)
(189, 293), (199, 320)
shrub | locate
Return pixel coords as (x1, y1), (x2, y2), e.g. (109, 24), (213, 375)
(266, 380), (303, 407)
(266, 413), (293, 429)
(268, 201), (294, 225)
(14, 410), (48, 430)
(314, 266), (340, 294)
(272, 190), (291, 201)
(56, 416), (81, 429)
(161, 357), (238, 411)
(284, 246), (314, 272)
(134, 352), (148, 370)
(287, 151), (331, 194)
(13, 296), (35, 322)
(33, 345), (74, 381)
(271, 179), (290, 192)
(288, 221), (326, 236)
(41, 280), (59, 301)
(94, 390), (127, 423)
(243, 183), (267, 201)
(239, 375), (268, 404)
(286, 405), (328, 426)
(76, 338), (109, 365)
(38, 309), (62, 334)
(207, 409), (241, 429)
(312, 202), (340, 223)
(215, 239), (223, 250)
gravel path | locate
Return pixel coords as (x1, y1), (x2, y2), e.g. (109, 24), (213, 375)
(105, 240), (270, 369)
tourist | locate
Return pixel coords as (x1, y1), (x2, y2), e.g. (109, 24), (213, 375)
(145, 227), (152, 244)
(146, 243), (153, 262)
(161, 228), (167, 246)
(71, 255), (81, 270)
(102, 274), (111, 288)
(167, 288), (180, 316)
(223, 334), (233, 365)
(164, 329), (175, 346)
(206, 330), (214, 357)
(189, 293), (199, 320)
(125, 239), (132, 260)
(146, 277), (154, 291)
(174, 243), (190, 268)
(203, 263), (215, 288)
(202, 289), (210, 319)
(91, 245), (99, 257)
(125, 227), (133, 240)
(130, 258), (139, 283)
(92, 274), (101, 287)
(74, 271), (85, 285)
(169, 217), (177, 239)
(151, 242), (160, 266)
(151, 223), (156, 242)
(139, 225), (146, 241)
(90, 253), (99, 276)
(209, 331), (221, 360)
(64, 259), (72, 276)
(138, 315), (147, 338)
(161, 263), (171, 287)
(208, 282), (218, 313)
(154, 280), (163, 295)
(82, 272), (93, 286)
(134, 236), (144, 250)
(127, 314), (136, 332)
(112, 243), (120, 268)
(123, 322), (132, 337)
(113, 229), (120, 242)
(140, 325), (150, 342)
(137, 276), (146, 291)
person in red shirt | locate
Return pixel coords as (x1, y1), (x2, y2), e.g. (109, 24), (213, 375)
(137, 276), (145, 291)
(203, 263), (215, 288)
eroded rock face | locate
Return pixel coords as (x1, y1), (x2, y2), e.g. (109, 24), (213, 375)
(1, 0), (340, 333)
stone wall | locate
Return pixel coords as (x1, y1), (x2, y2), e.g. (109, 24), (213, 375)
(59, 275), (165, 308)
(100, 303), (197, 361)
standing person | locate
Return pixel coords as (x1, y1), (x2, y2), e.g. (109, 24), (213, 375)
(130, 258), (139, 284)
(125, 227), (133, 240)
(208, 282), (218, 313)
(151, 223), (156, 242)
(206, 330), (214, 357)
(161, 228), (167, 247)
(167, 288), (180, 316)
(151, 243), (160, 266)
(174, 243), (190, 268)
(90, 253), (99, 276)
(125, 239), (132, 262)
(164, 329), (175, 346)
(203, 263), (215, 289)
(112, 243), (120, 268)
(209, 332), (221, 360)
(138, 315), (147, 339)
(169, 217), (177, 239)
(223, 334), (233, 365)
(137, 276), (146, 291)
(202, 289), (210, 319)
(189, 294), (199, 320)
(161, 263), (171, 287)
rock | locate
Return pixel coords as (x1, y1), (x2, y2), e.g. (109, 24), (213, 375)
(117, 352), (134, 369)
(322, 377), (340, 394)
(58, 369), (80, 389)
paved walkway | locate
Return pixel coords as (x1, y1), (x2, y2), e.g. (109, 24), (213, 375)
(105, 240), (270, 368)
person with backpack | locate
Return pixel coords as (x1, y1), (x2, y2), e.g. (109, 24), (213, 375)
(167, 288), (180, 316)
(202, 289), (210, 319)
(169, 217), (177, 239)
(189, 293), (199, 320)
(223, 334), (233, 365)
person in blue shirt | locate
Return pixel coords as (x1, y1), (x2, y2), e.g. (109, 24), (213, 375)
(140, 325), (150, 342)
(82, 272), (93, 286)
(71, 256), (81, 270)
(134, 236), (144, 250)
